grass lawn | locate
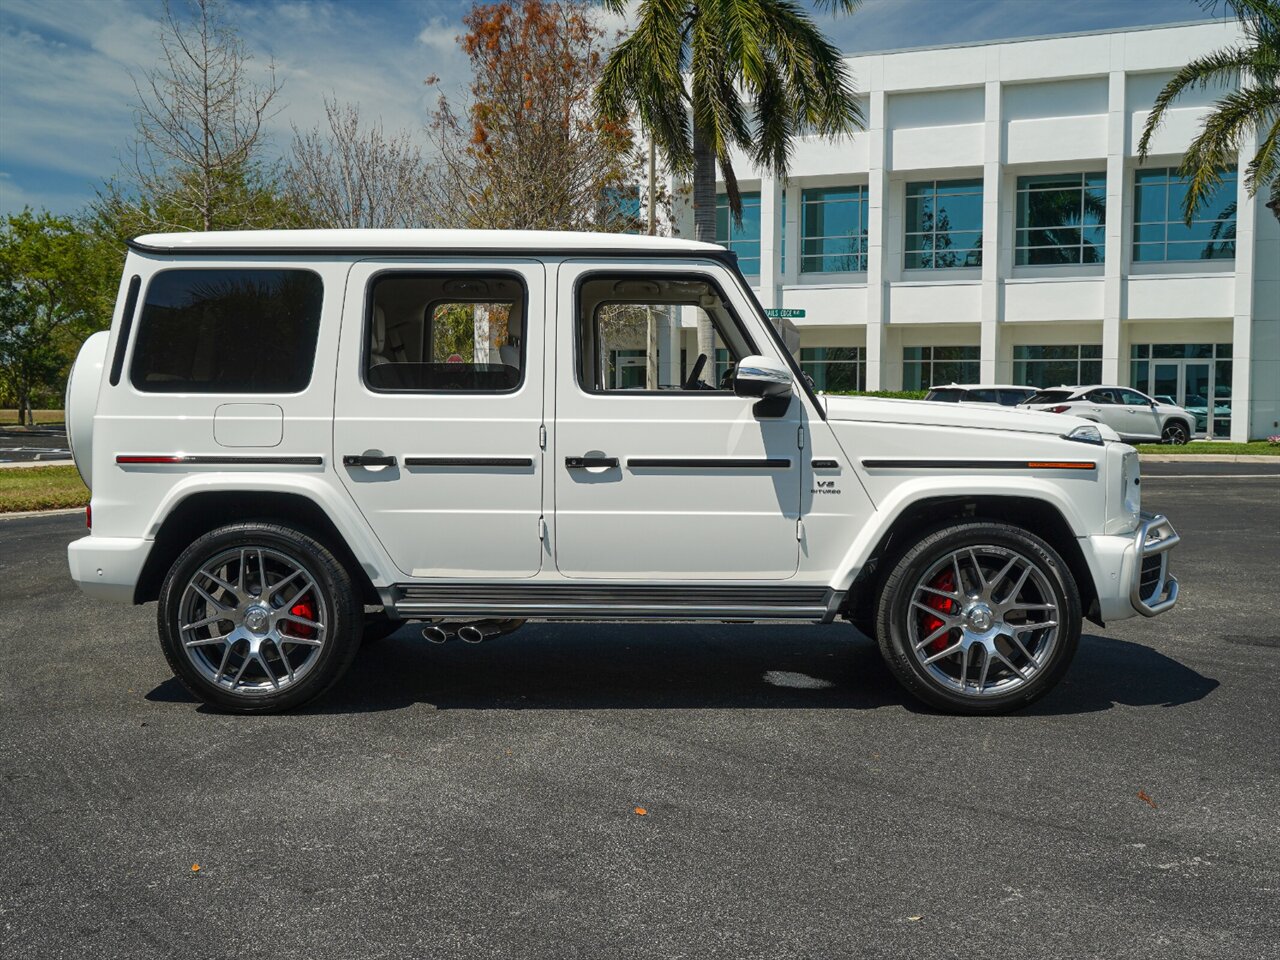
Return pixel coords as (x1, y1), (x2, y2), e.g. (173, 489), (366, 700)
(1134, 440), (1280, 456)
(0, 465), (88, 512)
(0, 409), (65, 427)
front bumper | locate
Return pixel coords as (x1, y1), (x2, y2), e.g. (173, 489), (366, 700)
(67, 535), (152, 604)
(1084, 511), (1180, 622)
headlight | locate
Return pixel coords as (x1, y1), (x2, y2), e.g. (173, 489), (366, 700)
(1063, 424), (1104, 446)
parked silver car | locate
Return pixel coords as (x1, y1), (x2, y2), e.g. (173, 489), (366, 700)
(1020, 386), (1196, 444)
(924, 384), (1038, 407)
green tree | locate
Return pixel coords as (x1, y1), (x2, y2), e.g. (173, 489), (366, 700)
(595, 0), (863, 381)
(1137, 0), (1280, 222)
(0, 211), (116, 425)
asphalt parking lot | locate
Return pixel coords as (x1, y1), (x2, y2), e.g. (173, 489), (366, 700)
(0, 425), (71, 463)
(2, 473), (1278, 959)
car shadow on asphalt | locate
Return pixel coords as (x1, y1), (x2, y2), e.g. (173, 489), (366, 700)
(145, 623), (1218, 716)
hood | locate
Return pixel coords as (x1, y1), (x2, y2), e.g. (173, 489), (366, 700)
(821, 395), (1121, 441)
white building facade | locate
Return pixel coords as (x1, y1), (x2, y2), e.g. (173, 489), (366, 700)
(665, 20), (1280, 441)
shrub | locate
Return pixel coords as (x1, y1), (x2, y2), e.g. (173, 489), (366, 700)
(821, 390), (929, 400)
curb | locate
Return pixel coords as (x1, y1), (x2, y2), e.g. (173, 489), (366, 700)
(0, 507), (84, 521)
(0, 459), (76, 470)
(1138, 453), (1280, 463)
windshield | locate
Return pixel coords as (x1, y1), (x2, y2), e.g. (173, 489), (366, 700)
(1024, 390), (1073, 405)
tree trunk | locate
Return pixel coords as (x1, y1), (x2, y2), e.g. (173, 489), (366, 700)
(691, 128), (717, 386)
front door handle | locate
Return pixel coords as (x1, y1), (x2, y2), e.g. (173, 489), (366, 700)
(343, 454), (397, 467)
(565, 456), (619, 469)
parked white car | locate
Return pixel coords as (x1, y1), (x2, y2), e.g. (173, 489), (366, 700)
(65, 229), (1179, 715)
(1021, 386), (1196, 445)
(924, 384), (1037, 407)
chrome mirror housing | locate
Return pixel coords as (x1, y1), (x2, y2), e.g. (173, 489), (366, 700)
(733, 355), (793, 399)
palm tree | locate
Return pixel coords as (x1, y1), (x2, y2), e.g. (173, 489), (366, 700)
(595, 0), (863, 380)
(1137, 0), (1279, 222)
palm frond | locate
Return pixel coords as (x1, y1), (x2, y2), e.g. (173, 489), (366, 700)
(594, 0), (692, 170)
(1137, 44), (1254, 160)
(1244, 112), (1280, 197)
(1177, 83), (1280, 218)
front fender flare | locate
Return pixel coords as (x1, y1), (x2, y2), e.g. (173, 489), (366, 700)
(828, 477), (1091, 593)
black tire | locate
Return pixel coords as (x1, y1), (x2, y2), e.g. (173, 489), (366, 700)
(873, 522), (1081, 715)
(1161, 420), (1190, 445)
(157, 522), (362, 713)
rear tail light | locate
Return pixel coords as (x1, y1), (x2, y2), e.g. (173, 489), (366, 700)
(86, 504), (92, 529)
(1046, 405), (1072, 414)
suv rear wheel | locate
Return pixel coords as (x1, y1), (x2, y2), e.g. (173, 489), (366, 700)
(874, 522), (1081, 714)
(158, 522), (362, 713)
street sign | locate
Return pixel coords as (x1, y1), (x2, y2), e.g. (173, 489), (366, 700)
(765, 308), (806, 319)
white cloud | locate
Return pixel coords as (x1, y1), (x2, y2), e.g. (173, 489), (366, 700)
(0, 0), (474, 215)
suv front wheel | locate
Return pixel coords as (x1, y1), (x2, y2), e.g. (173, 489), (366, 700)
(874, 522), (1081, 714)
(158, 522), (362, 713)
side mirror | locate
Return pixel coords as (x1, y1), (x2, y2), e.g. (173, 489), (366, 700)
(732, 354), (793, 400)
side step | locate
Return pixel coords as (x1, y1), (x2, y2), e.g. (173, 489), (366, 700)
(390, 582), (842, 622)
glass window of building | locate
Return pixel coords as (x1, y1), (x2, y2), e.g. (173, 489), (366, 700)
(902, 346), (980, 390)
(1012, 345), (1103, 388)
(904, 179), (983, 269)
(800, 346), (865, 391)
(1015, 172), (1106, 265)
(801, 186), (868, 273)
(1130, 343), (1232, 437)
(715, 191), (762, 274)
(1133, 168), (1237, 262)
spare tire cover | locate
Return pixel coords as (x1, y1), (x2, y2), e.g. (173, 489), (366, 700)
(65, 330), (109, 489)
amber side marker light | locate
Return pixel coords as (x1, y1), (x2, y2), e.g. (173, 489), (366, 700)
(1026, 461), (1096, 470)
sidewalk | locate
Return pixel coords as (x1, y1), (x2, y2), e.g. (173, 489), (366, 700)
(0, 459), (75, 469)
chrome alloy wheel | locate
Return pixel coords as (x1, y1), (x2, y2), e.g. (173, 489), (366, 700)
(908, 546), (1060, 699)
(176, 546), (328, 697)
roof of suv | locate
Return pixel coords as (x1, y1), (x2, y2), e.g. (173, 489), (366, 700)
(129, 229), (727, 256)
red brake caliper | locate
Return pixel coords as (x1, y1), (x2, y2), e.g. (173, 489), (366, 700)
(921, 569), (956, 652)
(286, 594), (316, 640)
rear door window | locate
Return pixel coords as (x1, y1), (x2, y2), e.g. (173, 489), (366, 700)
(130, 269), (324, 393)
(966, 389), (999, 404)
(997, 389), (1033, 406)
(364, 272), (526, 392)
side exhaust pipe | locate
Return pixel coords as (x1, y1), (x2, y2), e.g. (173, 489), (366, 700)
(421, 624), (452, 644)
(457, 623), (499, 644)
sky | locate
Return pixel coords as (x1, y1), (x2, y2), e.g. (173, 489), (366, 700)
(0, 0), (1222, 218)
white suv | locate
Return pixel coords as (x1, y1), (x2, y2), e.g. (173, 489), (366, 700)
(65, 229), (1179, 715)
(1021, 386), (1196, 444)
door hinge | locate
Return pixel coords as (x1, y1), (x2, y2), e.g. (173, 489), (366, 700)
(539, 424), (547, 450)
(797, 426), (805, 450)
(796, 517), (804, 541)
(539, 517), (548, 541)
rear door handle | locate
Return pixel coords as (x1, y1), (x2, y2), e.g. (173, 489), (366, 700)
(343, 454), (397, 467)
(565, 456), (619, 469)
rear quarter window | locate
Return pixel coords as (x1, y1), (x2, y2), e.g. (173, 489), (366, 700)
(925, 389), (964, 402)
(130, 269), (324, 393)
(1025, 390), (1073, 405)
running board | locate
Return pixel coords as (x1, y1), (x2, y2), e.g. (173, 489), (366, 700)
(389, 582), (842, 622)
